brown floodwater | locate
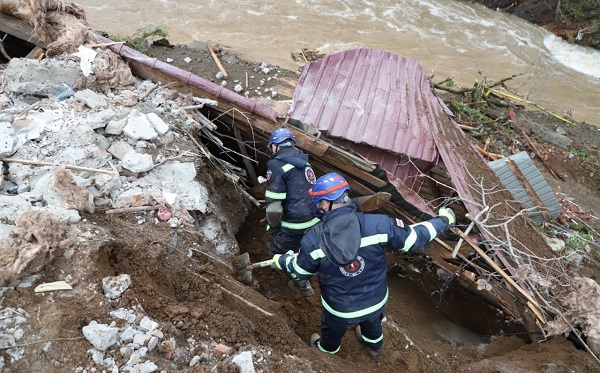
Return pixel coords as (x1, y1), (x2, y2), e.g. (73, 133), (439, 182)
(78, 0), (600, 127)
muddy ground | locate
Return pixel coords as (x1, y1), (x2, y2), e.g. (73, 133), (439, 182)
(1, 33), (600, 373)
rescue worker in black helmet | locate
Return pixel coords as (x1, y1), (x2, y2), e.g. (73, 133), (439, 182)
(264, 127), (320, 296)
(271, 172), (456, 357)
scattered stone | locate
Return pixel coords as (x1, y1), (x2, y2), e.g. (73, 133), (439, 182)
(213, 343), (232, 355)
(120, 327), (138, 343)
(82, 321), (119, 351)
(102, 274), (132, 300)
(108, 140), (135, 160)
(542, 130), (573, 149)
(138, 316), (159, 333)
(146, 112), (169, 135)
(3, 58), (80, 97)
(74, 89), (109, 109)
(189, 355), (201, 366)
(122, 151), (154, 173)
(123, 110), (158, 140)
(0, 121), (16, 157)
(232, 351), (255, 373)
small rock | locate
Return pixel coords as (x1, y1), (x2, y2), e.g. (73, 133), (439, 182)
(213, 343), (231, 355)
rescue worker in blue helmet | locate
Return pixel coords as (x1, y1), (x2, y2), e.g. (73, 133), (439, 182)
(272, 172), (456, 357)
(264, 127), (320, 296)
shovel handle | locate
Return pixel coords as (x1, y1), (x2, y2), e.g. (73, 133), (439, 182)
(246, 253), (298, 270)
(246, 259), (275, 270)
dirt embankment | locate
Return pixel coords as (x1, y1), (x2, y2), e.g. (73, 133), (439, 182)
(474, 0), (600, 49)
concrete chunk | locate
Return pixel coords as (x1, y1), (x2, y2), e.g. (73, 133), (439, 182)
(74, 89), (108, 110)
(0, 122), (17, 157)
(123, 111), (158, 140)
(3, 58), (80, 96)
(122, 151), (154, 173)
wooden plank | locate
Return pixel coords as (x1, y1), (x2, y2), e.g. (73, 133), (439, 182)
(234, 127), (259, 187)
(0, 14), (44, 47)
(505, 158), (552, 221)
(451, 227), (546, 324)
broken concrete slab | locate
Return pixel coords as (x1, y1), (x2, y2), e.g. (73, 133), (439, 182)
(0, 195), (32, 223)
(146, 112), (169, 135)
(108, 140), (135, 161)
(123, 110), (158, 141)
(542, 130), (573, 149)
(0, 223), (14, 240)
(74, 89), (108, 110)
(78, 108), (116, 129)
(105, 118), (129, 135)
(121, 151), (154, 173)
(3, 58), (80, 97)
(0, 121), (16, 157)
(128, 162), (209, 213)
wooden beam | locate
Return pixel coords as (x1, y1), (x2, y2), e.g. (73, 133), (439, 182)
(234, 127), (259, 187)
(505, 158), (552, 221)
(0, 14), (45, 47)
(451, 227), (546, 324)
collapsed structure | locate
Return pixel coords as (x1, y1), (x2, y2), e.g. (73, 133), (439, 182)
(1, 1), (599, 370)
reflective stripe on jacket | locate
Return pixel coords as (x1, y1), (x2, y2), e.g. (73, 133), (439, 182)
(278, 202), (449, 323)
(265, 146), (318, 230)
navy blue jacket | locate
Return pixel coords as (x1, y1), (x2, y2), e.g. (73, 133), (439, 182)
(265, 146), (319, 231)
(277, 202), (450, 323)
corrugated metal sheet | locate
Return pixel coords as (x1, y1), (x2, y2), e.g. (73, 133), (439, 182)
(288, 48), (452, 183)
(488, 152), (560, 222)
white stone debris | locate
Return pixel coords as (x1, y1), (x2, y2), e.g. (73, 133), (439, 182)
(102, 274), (132, 300)
(232, 351), (256, 373)
(82, 321), (119, 351)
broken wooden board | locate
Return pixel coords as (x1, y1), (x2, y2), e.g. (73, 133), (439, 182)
(34, 281), (73, 293)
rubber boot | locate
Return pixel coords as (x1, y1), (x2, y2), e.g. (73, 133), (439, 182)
(288, 278), (314, 296)
(355, 325), (380, 358)
(310, 333), (321, 348)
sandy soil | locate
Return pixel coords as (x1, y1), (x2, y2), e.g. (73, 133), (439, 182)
(1, 39), (599, 373)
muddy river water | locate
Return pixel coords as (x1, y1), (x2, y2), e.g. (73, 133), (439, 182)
(78, 0), (600, 126)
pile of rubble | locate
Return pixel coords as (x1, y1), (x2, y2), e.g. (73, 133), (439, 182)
(0, 53), (263, 371)
(0, 54), (244, 266)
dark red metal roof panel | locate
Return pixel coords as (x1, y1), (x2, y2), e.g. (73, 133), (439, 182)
(289, 48), (448, 164)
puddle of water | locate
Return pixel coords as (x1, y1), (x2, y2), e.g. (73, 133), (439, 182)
(386, 273), (512, 347)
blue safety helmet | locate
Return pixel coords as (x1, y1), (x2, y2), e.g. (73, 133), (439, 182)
(268, 128), (296, 147)
(308, 172), (350, 203)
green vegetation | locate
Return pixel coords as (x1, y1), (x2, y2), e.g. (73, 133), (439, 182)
(567, 146), (599, 166)
(449, 101), (488, 122)
(110, 24), (169, 57)
(559, 0), (600, 22)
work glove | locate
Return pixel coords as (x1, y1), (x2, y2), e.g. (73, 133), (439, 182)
(266, 224), (280, 236)
(438, 207), (456, 226)
(271, 250), (294, 269)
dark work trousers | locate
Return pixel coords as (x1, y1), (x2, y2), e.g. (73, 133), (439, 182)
(318, 308), (385, 353)
(268, 228), (305, 255)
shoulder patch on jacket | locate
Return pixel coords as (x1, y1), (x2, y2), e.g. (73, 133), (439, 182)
(395, 218), (404, 228)
(305, 166), (317, 184)
(339, 256), (365, 277)
(266, 170), (272, 181)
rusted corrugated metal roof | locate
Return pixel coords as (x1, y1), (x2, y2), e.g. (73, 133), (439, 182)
(288, 48), (453, 171)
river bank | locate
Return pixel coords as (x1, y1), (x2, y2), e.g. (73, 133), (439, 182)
(473, 0), (600, 49)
